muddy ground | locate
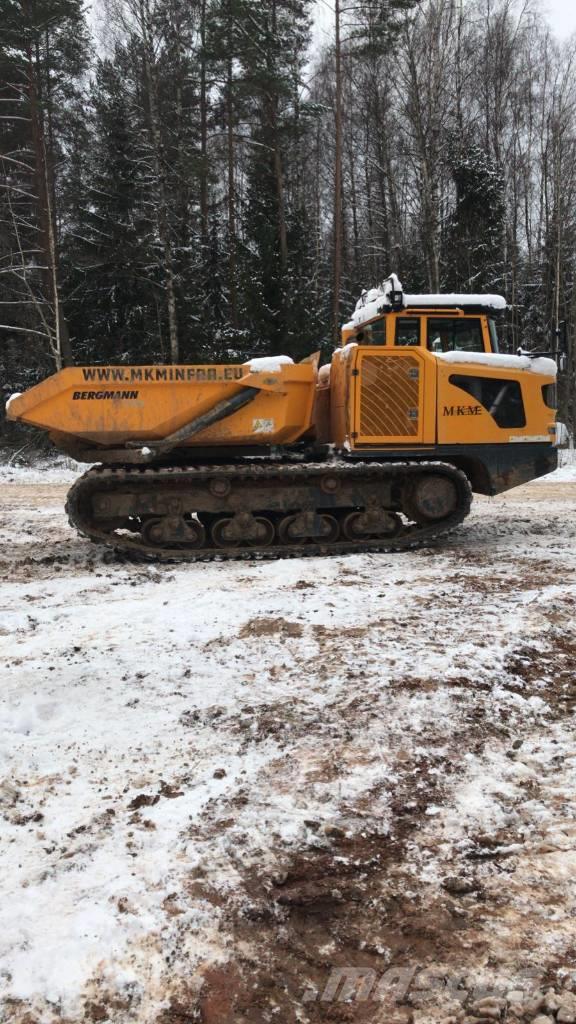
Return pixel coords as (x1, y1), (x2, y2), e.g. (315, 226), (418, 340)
(1, 476), (576, 1024)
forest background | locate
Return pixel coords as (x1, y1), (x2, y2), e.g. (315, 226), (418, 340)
(2, 0), (576, 437)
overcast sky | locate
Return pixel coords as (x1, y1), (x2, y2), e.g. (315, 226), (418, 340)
(88, 0), (576, 52)
(312, 0), (576, 44)
(545, 0), (576, 37)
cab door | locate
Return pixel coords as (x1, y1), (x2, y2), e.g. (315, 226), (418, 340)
(352, 346), (435, 446)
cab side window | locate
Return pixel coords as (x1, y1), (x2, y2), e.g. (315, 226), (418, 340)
(427, 318), (484, 353)
(356, 318), (385, 345)
(395, 319), (420, 346)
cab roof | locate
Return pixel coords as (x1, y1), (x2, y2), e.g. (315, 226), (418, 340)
(344, 274), (507, 332)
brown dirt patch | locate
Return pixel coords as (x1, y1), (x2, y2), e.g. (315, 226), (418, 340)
(239, 617), (304, 638)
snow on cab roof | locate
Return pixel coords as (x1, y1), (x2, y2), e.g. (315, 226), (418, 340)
(404, 293), (507, 310)
(344, 273), (507, 331)
(437, 350), (557, 377)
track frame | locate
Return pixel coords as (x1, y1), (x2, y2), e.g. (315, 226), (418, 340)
(66, 460), (473, 562)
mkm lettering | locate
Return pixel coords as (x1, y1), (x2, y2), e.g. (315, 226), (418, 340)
(443, 405), (482, 417)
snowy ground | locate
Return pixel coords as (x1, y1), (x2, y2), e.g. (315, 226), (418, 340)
(1, 456), (576, 1024)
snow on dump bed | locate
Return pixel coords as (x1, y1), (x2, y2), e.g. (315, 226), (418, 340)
(5, 392), (22, 413)
(437, 350), (557, 376)
(246, 355), (293, 372)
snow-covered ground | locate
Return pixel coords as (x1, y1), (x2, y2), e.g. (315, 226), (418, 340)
(0, 455), (83, 486)
(533, 446), (576, 482)
(1, 465), (576, 1023)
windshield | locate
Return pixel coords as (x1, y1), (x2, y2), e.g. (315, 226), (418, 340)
(427, 318), (484, 353)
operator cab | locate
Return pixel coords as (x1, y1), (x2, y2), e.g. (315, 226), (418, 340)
(342, 274), (506, 354)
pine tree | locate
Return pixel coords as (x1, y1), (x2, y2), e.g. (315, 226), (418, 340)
(444, 137), (506, 294)
(69, 0), (212, 365)
(235, 0), (318, 355)
(66, 50), (163, 363)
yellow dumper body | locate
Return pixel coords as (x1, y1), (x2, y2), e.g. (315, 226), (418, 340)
(7, 360), (316, 450)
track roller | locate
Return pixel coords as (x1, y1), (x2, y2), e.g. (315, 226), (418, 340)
(211, 513), (275, 548)
(277, 512), (340, 544)
(141, 515), (206, 547)
(341, 508), (402, 540)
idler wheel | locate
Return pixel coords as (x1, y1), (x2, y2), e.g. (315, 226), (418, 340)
(404, 474), (459, 523)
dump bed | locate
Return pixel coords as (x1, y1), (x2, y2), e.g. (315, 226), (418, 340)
(6, 359), (317, 451)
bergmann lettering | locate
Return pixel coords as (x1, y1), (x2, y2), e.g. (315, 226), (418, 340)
(72, 390), (139, 400)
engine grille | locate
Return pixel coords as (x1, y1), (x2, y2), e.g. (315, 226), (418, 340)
(358, 355), (420, 439)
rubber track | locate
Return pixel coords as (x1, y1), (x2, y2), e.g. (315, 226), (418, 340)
(66, 461), (473, 563)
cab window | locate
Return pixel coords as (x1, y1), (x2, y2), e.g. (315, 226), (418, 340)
(356, 318), (385, 345)
(450, 375), (525, 428)
(427, 318), (484, 353)
(488, 319), (500, 352)
(395, 318), (420, 346)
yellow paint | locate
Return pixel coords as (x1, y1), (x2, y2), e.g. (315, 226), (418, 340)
(7, 362), (317, 447)
(352, 348), (437, 445)
(436, 360), (555, 445)
(7, 313), (557, 458)
(334, 309), (556, 450)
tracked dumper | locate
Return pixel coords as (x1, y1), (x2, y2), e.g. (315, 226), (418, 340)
(6, 276), (560, 560)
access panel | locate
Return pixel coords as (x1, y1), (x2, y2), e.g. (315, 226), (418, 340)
(353, 348), (431, 445)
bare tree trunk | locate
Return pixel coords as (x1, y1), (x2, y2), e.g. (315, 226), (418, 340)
(273, 139), (289, 272)
(137, 0), (179, 363)
(553, 133), (562, 336)
(314, 119), (322, 307)
(23, 3), (73, 368)
(270, 0), (288, 276)
(368, 70), (393, 271)
(199, 0), (209, 247)
(332, 0), (343, 346)
(347, 138), (360, 279)
(226, 54), (239, 331)
(402, 29), (441, 292)
(364, 153), (375, 279)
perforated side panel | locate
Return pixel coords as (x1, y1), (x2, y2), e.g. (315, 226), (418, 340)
(359, 355), (420, 439)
